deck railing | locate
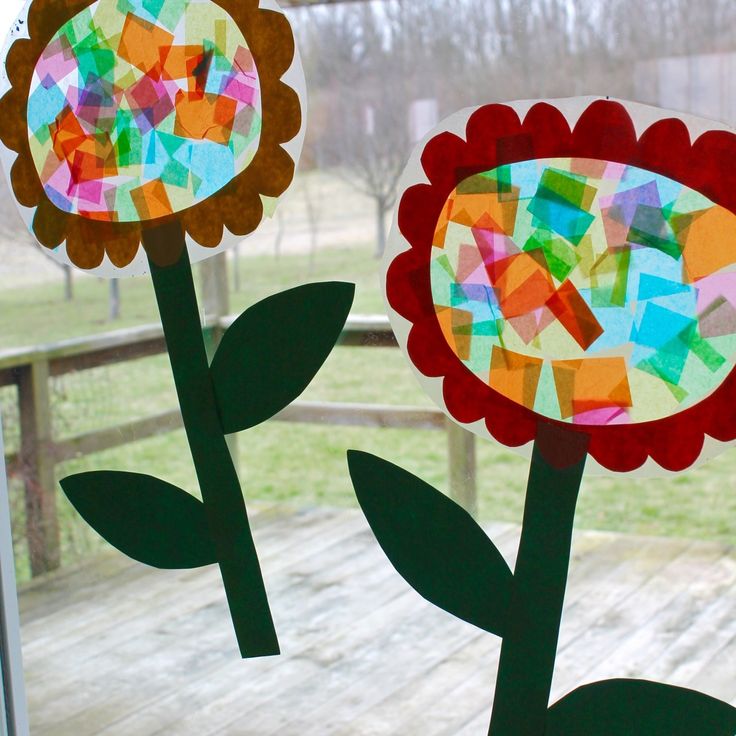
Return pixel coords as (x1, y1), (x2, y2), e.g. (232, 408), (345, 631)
(0, 316), (477, 576)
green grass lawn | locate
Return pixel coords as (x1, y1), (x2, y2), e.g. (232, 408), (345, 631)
(2, 245), (736, 581)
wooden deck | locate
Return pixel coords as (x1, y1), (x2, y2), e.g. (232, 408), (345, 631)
(19, 506), (736, 735)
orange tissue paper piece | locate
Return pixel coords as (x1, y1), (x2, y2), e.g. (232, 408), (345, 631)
(679, 206), (736, 283)
(174, 92), (237, 144)
(551, 356), (632, 419)
(489, 346), (544, 409)
(118, 14), (175, 77)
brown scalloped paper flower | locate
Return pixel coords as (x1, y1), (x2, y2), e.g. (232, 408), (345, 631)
(0, 0), (302, 272)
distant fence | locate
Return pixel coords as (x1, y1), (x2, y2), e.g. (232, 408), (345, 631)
(0, 316), (477, 577)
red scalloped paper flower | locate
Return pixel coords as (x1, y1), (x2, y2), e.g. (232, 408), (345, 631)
(385, 97), (736, 472)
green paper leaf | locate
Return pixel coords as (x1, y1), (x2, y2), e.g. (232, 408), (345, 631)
(211, 282), (355, 433)
(61, 471), (217, 569)
(547, 678), (736, 735)
(347, 450), (512, 636)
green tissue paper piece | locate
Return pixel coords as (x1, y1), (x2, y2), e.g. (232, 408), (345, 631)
(347, 450), (513, 636)
(212, 282), (355, 433)
(61, 471), (217, 569)
(547, 678), (736, 735)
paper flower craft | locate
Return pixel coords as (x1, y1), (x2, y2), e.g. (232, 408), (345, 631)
(349, 99), (736, 735)
(0, 0), (354, 659)
(0, 0), (301, 273)
(386, 97), (736, 473)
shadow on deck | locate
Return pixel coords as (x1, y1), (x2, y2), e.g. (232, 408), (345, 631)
(19, 506), (736, 735)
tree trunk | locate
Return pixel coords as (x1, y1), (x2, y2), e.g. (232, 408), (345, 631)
(108, 279), (120, 321)
(273, 209), (285, 260)
(374, 199), (387, 258)
(309, 228), (318, 274)
(232, 244), (241, 292)
(304, 177), (321, 274)
(63, 265), (73, 301)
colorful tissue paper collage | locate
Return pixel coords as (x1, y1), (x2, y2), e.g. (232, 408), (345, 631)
(431, 157), (736, 425)
(27, 0), (262, 222)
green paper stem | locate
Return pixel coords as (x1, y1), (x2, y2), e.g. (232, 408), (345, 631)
(145, 223), (278, 659)
(487, 422), (587, 736)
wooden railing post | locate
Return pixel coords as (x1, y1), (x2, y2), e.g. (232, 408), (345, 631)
(17, 360), (60, 575)
(447, 419), (478, 518)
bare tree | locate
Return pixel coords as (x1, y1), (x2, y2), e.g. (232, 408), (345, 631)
(301, 3), (413, 257)
(293, 0), (736, 262)
(301, 173), (324, 272)
(328, 95), (408, 257)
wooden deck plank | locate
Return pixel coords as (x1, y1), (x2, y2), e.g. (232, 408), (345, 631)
(361, 631), (491, 736)
(551, 535), (696, 694)
(103, 521), (418, 735)
(661, 585), (736, 701)
(685, 630), (736, 705)
(365, 531), (624, 736)
(19, 508), (736, 736)
(19, 503), (285, 625)
(147, 524), (517, 736)
(22, 507), (345, 691)
(250, 526), (522, 736)
(557, 539), (728, 688)
(22, 506), (345, 669)
(585, 547), (736, 686)
(370, 531), (659, 736)
(29, 510), (371, 735)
